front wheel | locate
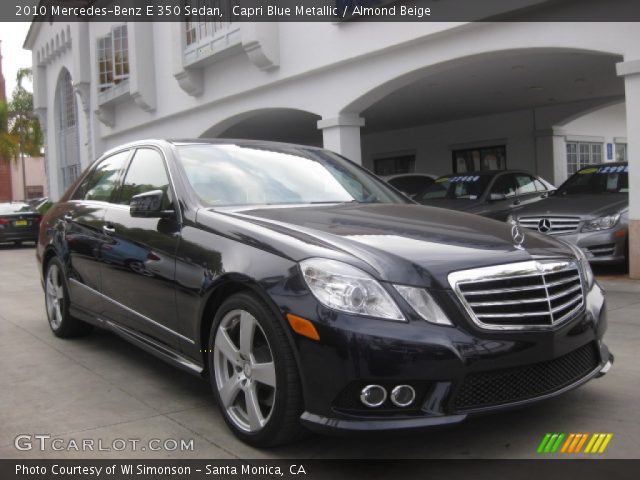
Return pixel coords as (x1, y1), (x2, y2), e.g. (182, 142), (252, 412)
(208, 292), (304, 447)
(44, 257), (93, 338)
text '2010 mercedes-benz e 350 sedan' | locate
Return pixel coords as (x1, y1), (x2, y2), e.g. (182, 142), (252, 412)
(37, 140), (613, 447)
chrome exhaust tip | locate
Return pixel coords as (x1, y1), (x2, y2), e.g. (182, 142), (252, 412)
(390, 385), (416, 407)
(360, 385), (387, 407)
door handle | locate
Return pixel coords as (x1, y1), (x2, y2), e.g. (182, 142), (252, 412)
(102, 224), (116, 235)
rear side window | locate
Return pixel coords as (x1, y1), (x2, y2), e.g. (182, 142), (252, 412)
(74, 151), (130, 202)
(117, 148), (171, 208)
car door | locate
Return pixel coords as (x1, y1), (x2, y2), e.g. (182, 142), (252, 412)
(484, 173), (519, 220)
(100, 147), (182, 348)
(62, 150), (130, 316)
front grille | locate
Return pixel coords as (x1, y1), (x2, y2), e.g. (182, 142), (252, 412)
(449, 260), (584, 329)
(518, 216), (581, 235)
(586, 244), (616, 257)
(453, 343), (600, 411)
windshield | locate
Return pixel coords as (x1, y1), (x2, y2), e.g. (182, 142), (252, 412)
(175, 144), (408, 207)
(0, 203), (35, 215)
(418, 174), (492, 201)
(557, 165), (628, 195)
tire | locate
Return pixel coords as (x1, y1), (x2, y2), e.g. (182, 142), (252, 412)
(208, 292), (304, 447)
(44, 257), (93, 338)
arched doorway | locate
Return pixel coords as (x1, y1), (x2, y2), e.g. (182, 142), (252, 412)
(54, 68), (81, 193)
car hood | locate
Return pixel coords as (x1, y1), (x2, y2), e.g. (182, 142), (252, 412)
(217, 203), (573, 288)
(514, 194), (628, 218)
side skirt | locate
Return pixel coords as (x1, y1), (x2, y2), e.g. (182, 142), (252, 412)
(70, 304), (205, 377)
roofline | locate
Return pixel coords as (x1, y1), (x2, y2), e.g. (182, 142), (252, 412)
(96, 138), (327, 159)
(23, 5), (43, 50)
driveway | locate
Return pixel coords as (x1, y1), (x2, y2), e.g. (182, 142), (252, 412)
(1, 244), (639, 459)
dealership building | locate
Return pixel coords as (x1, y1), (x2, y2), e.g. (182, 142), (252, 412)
(23, 2), (640, 275)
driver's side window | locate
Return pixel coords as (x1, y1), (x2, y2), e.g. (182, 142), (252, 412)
(116, 148), (172, 209)
(490, 174), (517, 198)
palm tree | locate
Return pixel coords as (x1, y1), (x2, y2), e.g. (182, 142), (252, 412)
(1, 68), (44, 199)
(0, 99), (19, 163)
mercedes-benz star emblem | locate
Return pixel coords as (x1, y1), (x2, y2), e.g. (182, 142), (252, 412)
(538, 218), (552, 233)
(511, 224), (525, 249)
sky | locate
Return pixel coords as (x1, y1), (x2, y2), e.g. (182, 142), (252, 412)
(0, 22), (33, 97)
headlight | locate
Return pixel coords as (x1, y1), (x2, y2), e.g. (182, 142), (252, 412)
(300, 258), (404, 321)
(394, 286), (452, 326)
(581, 213), (621, 232)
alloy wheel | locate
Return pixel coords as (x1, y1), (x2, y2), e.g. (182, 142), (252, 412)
(213, 309), (277, 433)
(45, 263), (65, 329)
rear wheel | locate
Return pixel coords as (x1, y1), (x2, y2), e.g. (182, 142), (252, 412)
(44, 257), (93, 338)
(208, 292), (304, 447)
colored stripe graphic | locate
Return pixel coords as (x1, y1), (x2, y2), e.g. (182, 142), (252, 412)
(538, 433), (613, 454)
(537, 433), (565, 453)
(585, 433), (613, 453)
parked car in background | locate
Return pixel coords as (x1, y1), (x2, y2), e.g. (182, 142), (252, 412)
(37, 140), (611, 447)
(382, 173), (436, 198)
(416, 170), (555, 221)
(509, 163), (629, 264)
(0, 202), (42, 246)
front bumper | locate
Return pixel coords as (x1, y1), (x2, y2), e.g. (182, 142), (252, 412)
(283, 281), (611, 433)
(544, 229), (626, 265)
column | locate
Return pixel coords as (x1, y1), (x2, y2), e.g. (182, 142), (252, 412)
(317, 115), (365, 164)
(616, 59), (640, 278)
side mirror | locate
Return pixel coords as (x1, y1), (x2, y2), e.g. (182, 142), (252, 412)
(489, 192), (506, 201)
(130, 190), (172, 218)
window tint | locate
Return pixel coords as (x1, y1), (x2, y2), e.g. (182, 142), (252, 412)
(81, 151), (130, 202)
(118, 149), (171, 207)
(514, 174), (537, 195)
(490, 174), (517, 198)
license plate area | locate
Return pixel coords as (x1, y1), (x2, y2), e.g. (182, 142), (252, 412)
(14, 220), (28, 227)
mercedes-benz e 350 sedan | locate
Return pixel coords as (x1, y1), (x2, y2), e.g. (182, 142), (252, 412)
(37, 140), (612, 447)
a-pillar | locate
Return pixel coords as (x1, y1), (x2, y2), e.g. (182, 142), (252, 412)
(617, 59), (640, 278)
(317, 115), (365, 164)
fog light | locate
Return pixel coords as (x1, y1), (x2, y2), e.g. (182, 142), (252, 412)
(390, 385), (416, 407)
(360, 385), (387, 407)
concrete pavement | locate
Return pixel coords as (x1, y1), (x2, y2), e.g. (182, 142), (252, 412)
(1, 244), (639, 459)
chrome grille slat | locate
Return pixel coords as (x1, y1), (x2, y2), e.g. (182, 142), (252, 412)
(551, 294), (583, 313)
(469, 297), (549, 306)
(545, 275), (580, 288)
(462, 284), (547, 295)
(449, 260), (585, 330)
(548, 283), (582, 301)
(476, 311), (552, 319)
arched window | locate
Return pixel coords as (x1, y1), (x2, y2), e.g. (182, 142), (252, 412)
(55, 69), (81, 192)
